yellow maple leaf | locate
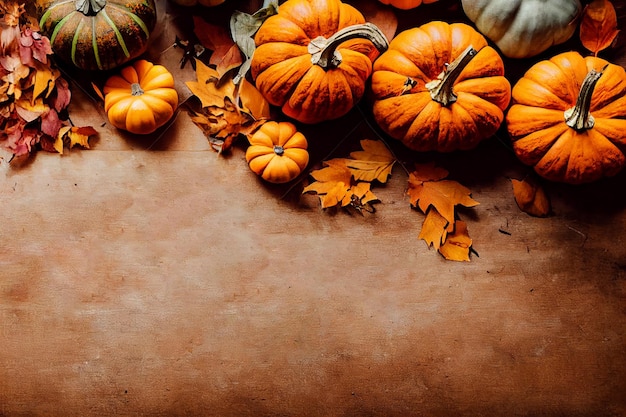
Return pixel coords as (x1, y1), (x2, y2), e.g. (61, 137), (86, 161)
(303, 160), (378, 210)
(511, 178), (551, 217)
(238, 78), (270, 121)
(335, 139), (396, 183)
(439, 221), (473, 262)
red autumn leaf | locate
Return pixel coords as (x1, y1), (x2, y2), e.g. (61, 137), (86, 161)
(193, 16), (243, 77)
(580, 0), (620, 56)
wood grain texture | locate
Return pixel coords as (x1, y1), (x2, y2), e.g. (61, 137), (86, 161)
(1, 1), (625, 416)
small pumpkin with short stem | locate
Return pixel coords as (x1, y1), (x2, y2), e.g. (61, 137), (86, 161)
(103, 59), (179, 135)
(36, 0), (157, 71)
(507, 51), (626, 184)
(250, 0), (389, 125)
(378, 0), (439, 10)
(246, 121), (310, 184)
(370, 21), (511, 152)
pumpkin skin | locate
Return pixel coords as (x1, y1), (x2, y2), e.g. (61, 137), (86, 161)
(251, 0), (388, 125)
(37, 0), (157, 71)
(103, 60), (178, 135)
(507, 52), (626, 184)
(461, 0), (582, 59)
(246, 121), (310, 184)
(370, 21), (511, 152)
(378, 0), (438, 10)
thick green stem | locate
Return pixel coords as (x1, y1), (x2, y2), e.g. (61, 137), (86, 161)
(426, 45), (478, 106)
(308, 22), (389, 70)
(75, 0), (106, 15)
(564, 65), (607, 131)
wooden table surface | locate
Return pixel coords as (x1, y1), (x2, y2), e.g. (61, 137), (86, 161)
(2, 0), (625, 416)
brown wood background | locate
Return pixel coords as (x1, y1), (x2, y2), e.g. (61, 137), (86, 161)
(1, 0), (625, 416)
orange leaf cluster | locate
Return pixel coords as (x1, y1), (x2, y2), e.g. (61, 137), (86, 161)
(407, 163), (479, 261)
(0, 1), (96, 159)
(186, 60), (269, 153)
(303, 139), (396, 212)
(580, 0), (620, 56)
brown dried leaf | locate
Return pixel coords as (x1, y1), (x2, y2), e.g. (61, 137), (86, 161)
(193, 17), (243, 77)
(580, 0), (620, 55)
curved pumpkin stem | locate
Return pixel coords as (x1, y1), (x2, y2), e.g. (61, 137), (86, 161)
(308, 23), (389, 70)
(426, 45), (478, 107)
(564, 65), (607, 131)
(75, 0), (106, 15)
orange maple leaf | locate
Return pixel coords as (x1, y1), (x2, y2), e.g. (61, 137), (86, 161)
(303, 160), (379, 210)
(511, 178), (551, 217)
(439, 221), (473, 262)
(407, 163), (479, 227)
(334, 139), (396, 183)
(580, 0), (620, 56)
(418, 207), (451, 250)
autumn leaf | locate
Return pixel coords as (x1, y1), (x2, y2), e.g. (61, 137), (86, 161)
(193, 16), (243, 77)
(335, 139), (396, 183)
(185, 60), (236, 108)
(511, 178), (551, 217)
(418, 207), (450, 250)
(238, 78), (271, 120)
(407, 162), (478, 261)
(303, 160), (379, 211)
(580, 0), (620, 56)
(53, 125), (97, 154)
(407, 164), (479, 228)
(439, 221), (473, 262)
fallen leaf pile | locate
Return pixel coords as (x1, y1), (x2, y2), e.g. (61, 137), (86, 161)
(407, 163), (479, 261)
(303, 139), (395, 212)
(0, 1), (96, 159)
(183, 4), (276, 153)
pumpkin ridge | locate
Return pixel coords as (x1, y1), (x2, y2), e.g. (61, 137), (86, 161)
(100, 9), (131, 59)
(107, 3), (151, 37)
(48, 11), (75, 45)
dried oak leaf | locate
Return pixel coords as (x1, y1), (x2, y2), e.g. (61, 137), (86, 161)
(511, 178), (551, 217)
(580, 0), (620, 56)
(303, 160), (378, 210)
(335, 139), (396, 183)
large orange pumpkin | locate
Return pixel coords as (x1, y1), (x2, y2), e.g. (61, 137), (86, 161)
(507, 51), (626, 184)
(370, 21), (511, 152)
(378, 0), (439, 9)
(250, 0), (388, 125)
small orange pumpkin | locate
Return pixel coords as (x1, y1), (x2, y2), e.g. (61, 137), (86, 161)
(507, 51), (626, 184)
(246, 121), (309, 184)
(104, 60), (179, 135)
(378, 0), (439, 9)
(251, 0), (388, 124)
(370, 21), (511, 152)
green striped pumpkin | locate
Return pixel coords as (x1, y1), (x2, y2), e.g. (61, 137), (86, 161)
(37, 0), (157, 71)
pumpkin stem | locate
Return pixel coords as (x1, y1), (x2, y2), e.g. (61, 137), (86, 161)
(308, 23), (389, 70)
(564, 65), (607, 131)
(75, 0), (106, 15)
(273, 145), (284, 156)
(131, 83), (144, 96)
(426, 45), (478, 106)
